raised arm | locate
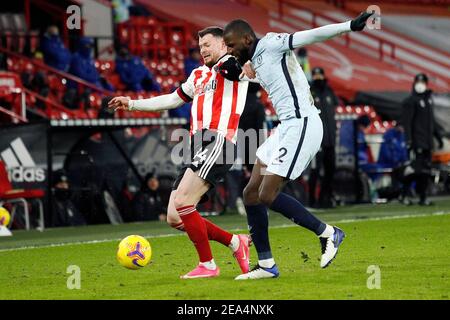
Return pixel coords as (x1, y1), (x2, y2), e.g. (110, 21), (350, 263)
(291, 21), (351, 48)
(291, 11), (373, 48)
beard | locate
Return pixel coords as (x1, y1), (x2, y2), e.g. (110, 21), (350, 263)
(236, 50), (250, 65)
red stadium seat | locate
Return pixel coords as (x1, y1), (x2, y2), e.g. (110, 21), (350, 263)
(86, 108), (98, 119)
(89, 93), (103, 109)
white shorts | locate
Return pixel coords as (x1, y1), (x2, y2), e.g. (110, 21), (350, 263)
(256, 112), (323, 180)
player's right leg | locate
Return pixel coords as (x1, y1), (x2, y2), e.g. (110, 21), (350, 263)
(173, 168), (221, 279)
(167, 189), (250, 274)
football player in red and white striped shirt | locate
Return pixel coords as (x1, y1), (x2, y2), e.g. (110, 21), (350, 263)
(109, 27), (251, 279)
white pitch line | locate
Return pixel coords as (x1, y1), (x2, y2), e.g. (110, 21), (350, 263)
(0, 211), (449, 253)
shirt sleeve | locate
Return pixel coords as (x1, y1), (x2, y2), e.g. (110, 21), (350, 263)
(264, 33), (294, 53)
(291, 21), (351, 48)
(266, 21), (352, 53)
(128, 91), (185, 111)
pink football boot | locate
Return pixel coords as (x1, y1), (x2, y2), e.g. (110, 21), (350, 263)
(233, 234), (251, 274)
(180, 264), (220, 279)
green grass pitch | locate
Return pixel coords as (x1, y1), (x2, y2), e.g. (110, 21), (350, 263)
(0, 199), (449, 300)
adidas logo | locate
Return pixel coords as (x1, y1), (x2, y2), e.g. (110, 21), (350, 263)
(1, 138), (45, 183)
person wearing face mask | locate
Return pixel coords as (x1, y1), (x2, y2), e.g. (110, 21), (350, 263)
(131, 172), (167, 222)
(401, 73), (444, 206)
(115, 45), (161, 92)
(51, 170), (86, 227)
(40, 25), (71, 72)
(308, 67), (339, 208)
(65, 37), (114, 109)
(68, 37), (114, 91)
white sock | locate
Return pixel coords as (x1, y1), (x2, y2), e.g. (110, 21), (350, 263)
(200, 259), (217, 270)
(258, 258), (275, 268)
(319, 224), (335, 238)
(229, 234), (240, 252)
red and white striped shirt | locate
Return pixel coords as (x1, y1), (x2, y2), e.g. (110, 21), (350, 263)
(176, 55), (249, 144)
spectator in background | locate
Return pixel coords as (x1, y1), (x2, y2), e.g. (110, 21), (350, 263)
(356, 115), (383, 202)
(308, 67), (339, 208)
(296, 48), (311, 83)
(21, 71), (49, 98)
(377, 123), (409, 201)
(21, 71), (50, 110)
(40, 25), (71, 72)
(51, 169), (87, 227)
(64, 37), (113, 110)
(115, 45), (161, 92)
(184, 47), (202, 78)
(131, 172), (167, 222)
(378, 123), (408, 169)
(356, 115), (379, 177)
(401, 73), (444, 206)
(69, 37), (113, 91)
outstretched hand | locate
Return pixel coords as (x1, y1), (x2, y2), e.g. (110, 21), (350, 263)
(350, 11), (375, 31)
(108, 96), (130, 111)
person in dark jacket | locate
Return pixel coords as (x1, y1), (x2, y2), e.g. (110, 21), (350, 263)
(51, 169), (87, 227)
(68, 37), (113, 91)
(401, 73), (444, 205)
(308, 67), (339, 208)
(40, 25), (71, 72)
(115, 46), (161, 92)
(131, 172), (167, 221)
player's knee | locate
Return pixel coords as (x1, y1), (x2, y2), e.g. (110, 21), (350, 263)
(166, 213), (180, 226)
(173, 191), (190, 209)
(243, 184), (259, 205)
(258, 188), (276, 207)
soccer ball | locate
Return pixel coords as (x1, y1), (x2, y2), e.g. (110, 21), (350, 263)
(0, 207), (10, 227)
(117, 235), (152, 270)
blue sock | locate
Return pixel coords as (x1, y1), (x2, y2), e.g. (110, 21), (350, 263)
(245, 204), (272, 260)
(270, 192), (326, 235)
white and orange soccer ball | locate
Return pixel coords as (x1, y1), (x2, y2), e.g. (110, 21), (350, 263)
(117, 235), (152, 270)
(0, 207), (11, 227)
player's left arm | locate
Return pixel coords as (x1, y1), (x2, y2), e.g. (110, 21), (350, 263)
(272, 11), (374, 51)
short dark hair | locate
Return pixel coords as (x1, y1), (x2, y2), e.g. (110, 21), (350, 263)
(224, 19), (256, 38)
(198, 26), (223, 38)
(357, 115), (371, 128)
